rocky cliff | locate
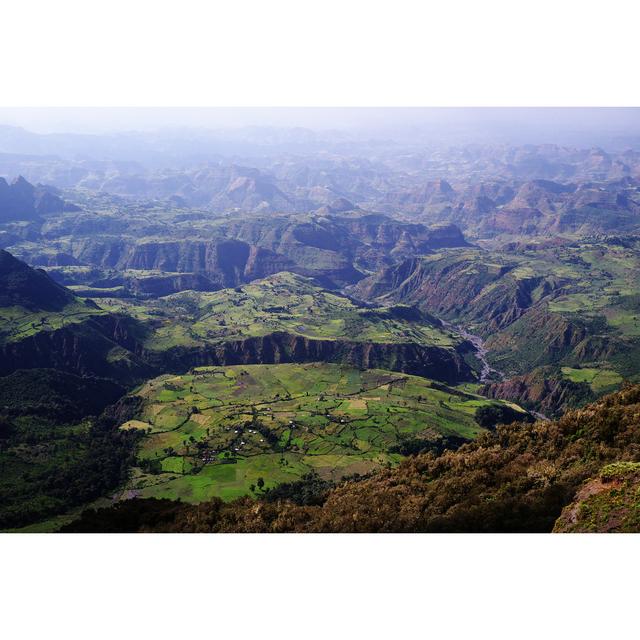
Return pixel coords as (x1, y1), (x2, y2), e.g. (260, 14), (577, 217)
(0, 320), (144, 382)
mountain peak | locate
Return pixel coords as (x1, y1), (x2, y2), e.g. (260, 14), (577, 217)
(0, 175), (68, 221)
(11, 175), (32, 187)
(328, 197), (356, 212)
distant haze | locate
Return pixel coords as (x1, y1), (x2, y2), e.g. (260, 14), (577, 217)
(0, 107), (639, 147)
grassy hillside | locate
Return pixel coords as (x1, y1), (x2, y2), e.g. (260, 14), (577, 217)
(116, 363), (525, 503)
(0, 299), (108, 345)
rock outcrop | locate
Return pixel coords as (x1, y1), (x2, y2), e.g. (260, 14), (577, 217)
(554, 462), (640, 533)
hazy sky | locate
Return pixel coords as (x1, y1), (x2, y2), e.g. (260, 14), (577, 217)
(1, 107), (639, 137)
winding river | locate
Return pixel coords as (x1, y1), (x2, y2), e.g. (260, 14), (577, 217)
(450, 324), (549, 419)
(442, 322), (504, 383)
(456, 326), (505, 383)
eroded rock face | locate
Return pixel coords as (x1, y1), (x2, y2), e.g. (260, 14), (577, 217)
(481, 307), (632, 376)
(61, 216), (468, 290)
(71, 238), (299, 287)
(0, 318), (476, 387)
(353, 253), (552, 334)
(126, 273), (219, 296)
(481, 367), (594, 417)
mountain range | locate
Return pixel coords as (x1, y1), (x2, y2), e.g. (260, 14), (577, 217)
(1, 127), (639, 533)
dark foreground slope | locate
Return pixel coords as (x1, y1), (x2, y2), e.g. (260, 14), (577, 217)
(0, 247), (76, 310)
(63, 384), (640, 533)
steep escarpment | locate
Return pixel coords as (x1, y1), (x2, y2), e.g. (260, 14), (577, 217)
(12, 207), (471, 292)
(47, 267), (222, 297)
(141, 331), (476, 385)
(325, 217), (467, 253)
(68, 235), (364, 289)
(71, 238), (298, 288)
(125, 272), (220, 296)
(353, 253), (512, 319)
(220, 212), (467, 257)
(456, 275), (552, 333)
(483, 307), (619, 375)
(0, 254), (477, 387)
(108, 270), (481, 384)
(215, 215), (467, 282)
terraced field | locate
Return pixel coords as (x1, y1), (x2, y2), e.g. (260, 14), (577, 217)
(119, 363), (527, 502)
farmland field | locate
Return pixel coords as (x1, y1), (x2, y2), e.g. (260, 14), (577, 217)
(120, 363), (525, 502)
(560, 367), (623, 393)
